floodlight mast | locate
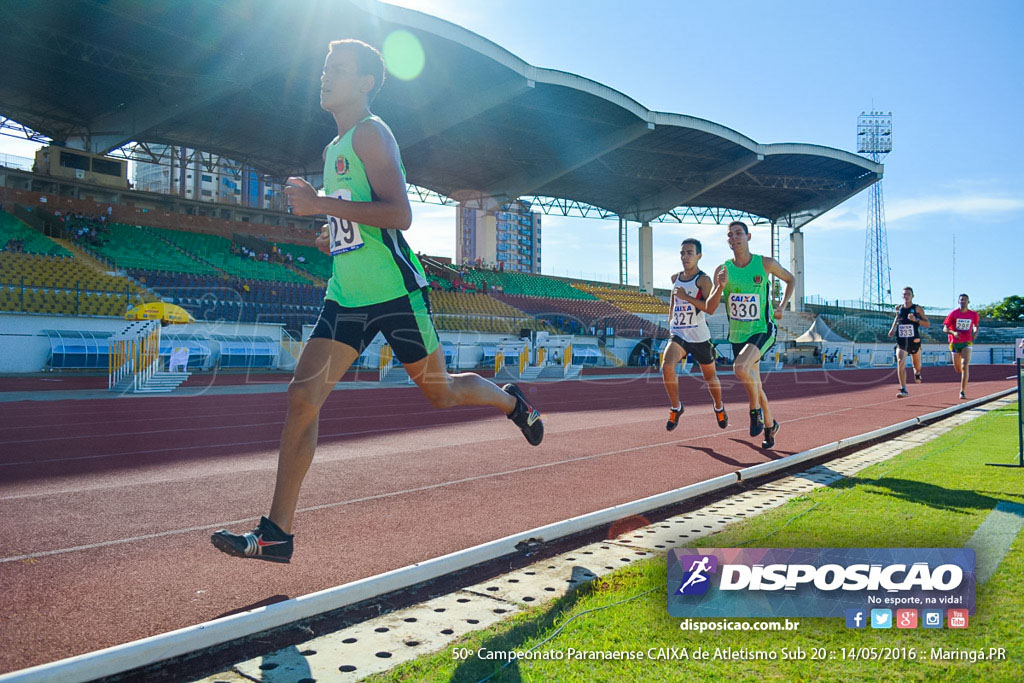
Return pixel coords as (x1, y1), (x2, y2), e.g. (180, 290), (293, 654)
(858, 111), (892, 310)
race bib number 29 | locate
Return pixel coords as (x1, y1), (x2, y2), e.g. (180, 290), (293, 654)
(728, 293), (760, 322)
(955, 318), (972, 331)
(325, 189), (364, 255)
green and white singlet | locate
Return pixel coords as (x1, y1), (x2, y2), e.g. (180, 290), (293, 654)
(322, 115), (428, 307)
(721, 254), (773, 343)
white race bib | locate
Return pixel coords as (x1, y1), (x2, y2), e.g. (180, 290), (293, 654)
(325, 188), (364, 255)
(898, 324), (915, 338)
(955, 318), (971, 331)
(728, 293), (760, 322)
(671, 301), (697, 329)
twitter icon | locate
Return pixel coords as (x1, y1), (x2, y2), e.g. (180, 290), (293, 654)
(871, 609), (892, 629)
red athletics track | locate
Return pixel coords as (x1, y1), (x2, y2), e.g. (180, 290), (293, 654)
(0, 366), (1013, 673)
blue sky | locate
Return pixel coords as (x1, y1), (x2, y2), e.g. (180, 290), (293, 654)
(389, 0), (1024, 309)
(3, 0), (1021, 309)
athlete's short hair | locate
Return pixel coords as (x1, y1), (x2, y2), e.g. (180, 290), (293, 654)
(727, 220), (749, 235)
(959, 293), (969, 300)
(681, 238), (702, 254)
(329, 39), (386, 102)
(903, 286), (914, 295)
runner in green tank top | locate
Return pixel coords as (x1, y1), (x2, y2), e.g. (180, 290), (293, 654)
(212, 39), (544, 564)
(706, 221), (795, 450)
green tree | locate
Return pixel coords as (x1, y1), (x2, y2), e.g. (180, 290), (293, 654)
(979, 295), (1024, 322)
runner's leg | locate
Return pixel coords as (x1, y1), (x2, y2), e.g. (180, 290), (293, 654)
(405, 347), (516, 413)
(269, 338), (360, 533)
(661, 341), (685, 409)
(960, 346), (972, 393)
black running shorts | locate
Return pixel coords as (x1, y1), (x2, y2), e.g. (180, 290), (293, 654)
(895, 337), (922, 354)
(669, 335), (717, 366)
(309, 289), (440, 364)
(731, 324), (777, 362)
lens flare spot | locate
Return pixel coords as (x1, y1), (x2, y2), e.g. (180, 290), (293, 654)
(383, 30), (425, 81)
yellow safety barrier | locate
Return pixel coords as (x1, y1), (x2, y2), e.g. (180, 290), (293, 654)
(379, 344), (393, 381)
(108, 321), (161, 391)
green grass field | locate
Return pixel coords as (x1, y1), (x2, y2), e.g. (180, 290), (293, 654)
(373, 403), (1024, 682)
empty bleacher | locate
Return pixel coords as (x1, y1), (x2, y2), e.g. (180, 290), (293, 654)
(0, 251), (150, 316)
(490, 292), (667, 338)
(147, 226), (312, 284)
(429, 291), (548, 335)
(461, 269), (597, 299)
(84, 222), (221, 275)
(572, 282), (667, 314)
(1, 211), (71, 257)
(127, 269), (323, 331)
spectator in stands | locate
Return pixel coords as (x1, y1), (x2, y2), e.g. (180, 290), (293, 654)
(211, 38), (544, 565)
(942, 293), (979, 400)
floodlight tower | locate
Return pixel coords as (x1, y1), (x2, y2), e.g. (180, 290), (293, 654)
(858, 111), (892, 309)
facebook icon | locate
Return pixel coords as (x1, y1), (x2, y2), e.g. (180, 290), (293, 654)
(845, 608), (867, 629)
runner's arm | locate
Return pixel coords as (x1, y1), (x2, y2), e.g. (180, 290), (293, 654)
(704, 265), (727, 315)
(888, 314), (898, 337)
(763, 257), (796, 316)
(673, 273), (715, 312)
(284, 120), (413, 230)
(915, 305), (931, 328)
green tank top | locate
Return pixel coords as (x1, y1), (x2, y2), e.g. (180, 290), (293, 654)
(722, 254), (772, 342)
(322, 115), (427, 307)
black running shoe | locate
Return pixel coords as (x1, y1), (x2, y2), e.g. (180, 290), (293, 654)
(715, 406), (729, 429)
(749, 409), (764, 437)
(959, 391), (966, 400)
(503, 383), (543, 446)
(761, 420), (780, 449)
(211, 516), (293, 563)
(666, 405), (684, 431)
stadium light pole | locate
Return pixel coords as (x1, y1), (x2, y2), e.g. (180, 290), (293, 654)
(857, 111), (892, 310)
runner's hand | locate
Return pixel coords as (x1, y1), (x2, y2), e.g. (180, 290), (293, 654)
(315, 224), (331, 255)
(714, 266), (728, 287)
(284, 177), (321, 216)
(907, 312), (917, 322)
(773, 306), (783, 320)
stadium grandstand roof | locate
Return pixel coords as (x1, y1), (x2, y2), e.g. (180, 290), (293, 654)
(0, 0), (882, 227)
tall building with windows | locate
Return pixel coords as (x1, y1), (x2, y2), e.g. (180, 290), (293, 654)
(132, 145), (287, 211)
(456, 199), (541, 273)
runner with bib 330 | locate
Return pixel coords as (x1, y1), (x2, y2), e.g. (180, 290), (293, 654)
(706, 221), (795, 449)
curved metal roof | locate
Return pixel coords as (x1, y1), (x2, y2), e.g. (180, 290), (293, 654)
(0, 0), (880, 226)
